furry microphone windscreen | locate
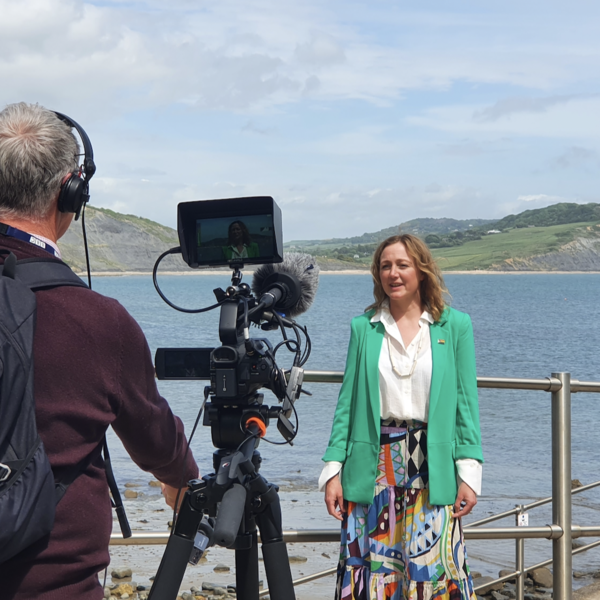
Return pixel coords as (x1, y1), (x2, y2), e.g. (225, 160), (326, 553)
(252, 253), (320, 318)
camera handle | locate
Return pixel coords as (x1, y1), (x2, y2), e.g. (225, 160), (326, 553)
(148, 423), (296, 600)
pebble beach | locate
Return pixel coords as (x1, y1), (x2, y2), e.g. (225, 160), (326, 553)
(106, 480), (339, 599)
(104, 479), (600, 600)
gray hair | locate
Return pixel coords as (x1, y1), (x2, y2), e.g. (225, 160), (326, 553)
(0, 102), (80, 221)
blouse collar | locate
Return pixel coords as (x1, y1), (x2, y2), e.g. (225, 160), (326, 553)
(370, 301), (433, 327)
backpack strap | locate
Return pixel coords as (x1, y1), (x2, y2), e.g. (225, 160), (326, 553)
(52, 437), (131, 538)
(0, 249), (17, 279)
(0, 252), (131, 538)
(0, 255), (89, 290)
(103, 438), (132, 538)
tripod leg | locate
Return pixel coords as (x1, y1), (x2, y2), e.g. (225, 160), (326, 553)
(235, 530), (259, 600)
(148, 489), (204, 600)
(256, 495), (296, 600)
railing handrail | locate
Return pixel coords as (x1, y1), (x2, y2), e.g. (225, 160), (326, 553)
(110, 523), (600, 545)
(467, 479), (600, 527)
(303, 370), (600, 393)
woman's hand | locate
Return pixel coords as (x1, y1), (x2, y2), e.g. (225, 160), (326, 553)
(452, 481), (477, 519)
(325, 474), (347, 521)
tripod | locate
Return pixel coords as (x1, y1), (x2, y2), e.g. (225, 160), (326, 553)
(147, 406), (297, 600)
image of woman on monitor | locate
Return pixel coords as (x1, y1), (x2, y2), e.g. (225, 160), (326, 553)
(222, 220), (260, 260)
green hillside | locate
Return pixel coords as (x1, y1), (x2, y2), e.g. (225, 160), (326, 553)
(493, 203), (600, 230)
(287, 203), (600, 271)
(285, 217), (491, 251)
(432, 222), (599, 270)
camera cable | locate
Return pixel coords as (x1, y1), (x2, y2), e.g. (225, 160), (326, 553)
(153, 247), (225, 313)
(297, 323), (312, 366)
(260, 397), (300, 447)
(80, 204), (92, 289)
(271, 311), (302, 364)
(270, 310), (311, 367)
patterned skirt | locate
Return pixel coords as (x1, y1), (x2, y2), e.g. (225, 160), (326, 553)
(335, 420), (476, 600)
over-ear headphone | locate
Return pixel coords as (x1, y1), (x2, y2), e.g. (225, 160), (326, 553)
(53, 112), (96, 220)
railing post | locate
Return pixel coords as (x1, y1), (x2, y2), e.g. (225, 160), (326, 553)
(516, 506), (525, 600)
(552, 372), (572, 600)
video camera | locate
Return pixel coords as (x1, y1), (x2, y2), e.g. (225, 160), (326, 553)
(153, 195), (318, 446)
(149, 196), (317, 600)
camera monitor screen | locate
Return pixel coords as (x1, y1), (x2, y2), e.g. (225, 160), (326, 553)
(155, 348), (212, 380)
(177, 196), (283, 268)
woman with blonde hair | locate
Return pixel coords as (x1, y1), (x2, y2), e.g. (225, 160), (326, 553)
(222, 220), (260, 260)
(321, 234), (483, 600)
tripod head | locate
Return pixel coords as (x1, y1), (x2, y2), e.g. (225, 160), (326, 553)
(148, 411), (296, 600)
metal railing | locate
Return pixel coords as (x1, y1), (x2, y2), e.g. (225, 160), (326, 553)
(111, 371), (600, 600)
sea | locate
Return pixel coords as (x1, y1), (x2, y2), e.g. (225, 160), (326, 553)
(92, 272), (600, 583)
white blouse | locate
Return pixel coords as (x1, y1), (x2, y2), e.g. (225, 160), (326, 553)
(319, 304), (482, 496)
(376, 306), (433, 422)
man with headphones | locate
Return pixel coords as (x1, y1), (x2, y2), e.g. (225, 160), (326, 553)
(0, 103), (199, 598)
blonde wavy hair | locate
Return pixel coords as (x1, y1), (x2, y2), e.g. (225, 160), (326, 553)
(366, 234), (448, 322)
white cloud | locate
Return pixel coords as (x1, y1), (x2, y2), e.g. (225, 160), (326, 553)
(550, 146), (599, 170)
(407, 96), (600, 139)
(517, 194), (568, 203)
(472, 95), (596, 122)
(278, 183), (496, 240)
(2, 0), (600, 242)
(310, 126), (399, 155)
(294, 32), (346, 66)
(3, 0), (600, 116)
(438, 138), (512, 157)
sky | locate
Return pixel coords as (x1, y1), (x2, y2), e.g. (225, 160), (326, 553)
(1, 0), (599, 241)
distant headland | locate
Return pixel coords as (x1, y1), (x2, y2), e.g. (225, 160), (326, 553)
(59, 203), (600, 274)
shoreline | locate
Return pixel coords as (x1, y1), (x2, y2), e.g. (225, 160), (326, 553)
(78, 269), (600, 277)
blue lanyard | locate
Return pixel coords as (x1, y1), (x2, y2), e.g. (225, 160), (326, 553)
(0, 223), (59, 257)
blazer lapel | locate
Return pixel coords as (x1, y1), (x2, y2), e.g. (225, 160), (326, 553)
(366, 320), (385, 417)
(429, 312), (449, 420)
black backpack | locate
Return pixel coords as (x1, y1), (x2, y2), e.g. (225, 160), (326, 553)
(0, 252), (130, 563)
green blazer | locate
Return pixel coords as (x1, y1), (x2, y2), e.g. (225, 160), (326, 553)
(322, 306), (483, 506)
(222, 242), (260, 260)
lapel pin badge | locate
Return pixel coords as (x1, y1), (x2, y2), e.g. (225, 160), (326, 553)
(437, 339), (445, 345)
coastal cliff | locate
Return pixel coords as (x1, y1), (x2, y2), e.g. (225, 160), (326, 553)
(491, 235), (600, 271)
(58, 207), (187, 273)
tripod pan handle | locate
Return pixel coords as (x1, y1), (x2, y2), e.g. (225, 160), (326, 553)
(214, 483), (247, 548)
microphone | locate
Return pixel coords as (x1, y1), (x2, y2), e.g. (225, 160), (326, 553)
(251, 253), (320, 318)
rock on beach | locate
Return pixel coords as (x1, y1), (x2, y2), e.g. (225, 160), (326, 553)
(112, 568), (133, 579)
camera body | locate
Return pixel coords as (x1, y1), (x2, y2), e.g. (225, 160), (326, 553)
(155, 292), (280, 405)
(155, 340), (277, 402)
(211, 338), (276, 401)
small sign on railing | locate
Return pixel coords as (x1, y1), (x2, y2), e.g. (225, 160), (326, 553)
(517, 513), (529, 527)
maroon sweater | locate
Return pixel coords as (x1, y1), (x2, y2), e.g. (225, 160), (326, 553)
(0, 237), (198, 600)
